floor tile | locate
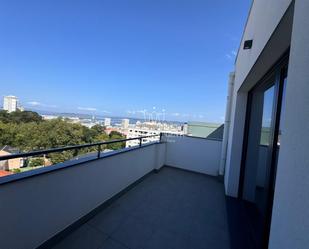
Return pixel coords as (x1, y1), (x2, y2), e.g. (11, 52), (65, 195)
(52, 224), (108, 249)
(52, 167), (230, 249)
(88, 204), (128, 235)
(100, 238), (129, 249)
(111, 216), (154, 249)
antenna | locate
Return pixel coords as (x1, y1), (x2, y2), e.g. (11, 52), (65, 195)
(152, 107), (156, 122)
(162, 109), (166, 122)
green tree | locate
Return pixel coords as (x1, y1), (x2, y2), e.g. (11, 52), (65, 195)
(0, 112), (127, 165)
(0, 110), (10, 123)
(0, 110), (42, 124)
(91, 125), (105, 136)
(107, 131), (125, 150)
(28, 158), (45, 167)
(48, 151), (74, 165)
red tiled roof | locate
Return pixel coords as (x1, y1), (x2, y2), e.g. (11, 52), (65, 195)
(0, 170), (13, 177)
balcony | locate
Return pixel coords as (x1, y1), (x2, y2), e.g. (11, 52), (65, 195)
(0, 134), (242, 249)
(52, 167), (229, 249)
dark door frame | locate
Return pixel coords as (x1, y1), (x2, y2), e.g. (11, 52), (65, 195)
(238, 51), (289, 249)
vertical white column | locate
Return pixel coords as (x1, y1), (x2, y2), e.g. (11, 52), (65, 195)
(219, 72), (235, 175)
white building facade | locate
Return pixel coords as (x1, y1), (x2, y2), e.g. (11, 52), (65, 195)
(126, 122), (184, 148)
(222, 1), (309, 248)
(3, 96), (18, 113)
(121, 118), (129, 129)
(104, 118), (111, 127)
(126, 128), (160, 147)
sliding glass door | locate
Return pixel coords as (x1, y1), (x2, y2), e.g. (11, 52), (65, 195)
(240, 58), (288, 249)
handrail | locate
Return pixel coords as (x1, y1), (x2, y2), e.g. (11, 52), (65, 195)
(0, 134), (161, 161)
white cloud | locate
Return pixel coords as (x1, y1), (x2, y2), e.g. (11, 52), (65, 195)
(171, 112), (180, 117)
(127, 110), (136, 115)
(27, 101), (41, 106)
(136, 110), (146, 114)
(78, 107), (97, 111)
(226, 49), (237, 60)
(27, 101), (57, 108)
(225, 54), (232, 60)
(127, 109), (148, 115)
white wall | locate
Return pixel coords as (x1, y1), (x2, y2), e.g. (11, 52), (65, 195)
(235, 0), (292, 91)
(164, 135), (222, 176)
(0, 143), (165, 249)
(224, 91), (247, 196)
(225, 0), (294, 197)
(269, 1), (309, 248)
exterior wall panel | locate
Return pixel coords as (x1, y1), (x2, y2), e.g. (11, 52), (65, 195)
(235, 0), (292, 91)
(269, 1), (309, 248)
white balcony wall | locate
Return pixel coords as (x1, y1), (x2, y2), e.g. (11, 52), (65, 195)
(0, 143), (165, 249)
(164, 135), (222, 176)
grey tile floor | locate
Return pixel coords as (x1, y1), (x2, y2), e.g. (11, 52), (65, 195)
(52, 167), (230, 249)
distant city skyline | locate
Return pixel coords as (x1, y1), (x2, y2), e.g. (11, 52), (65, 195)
(0, 98), (201, 123)
(0, 1), (251, 122)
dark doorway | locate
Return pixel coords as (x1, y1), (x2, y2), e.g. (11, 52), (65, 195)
(239, 56), (288, 249)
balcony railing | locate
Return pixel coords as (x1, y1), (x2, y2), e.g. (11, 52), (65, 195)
(0, 134), (160, 183)
(0, 134), (161, 161)
(0, 134), (225, 249)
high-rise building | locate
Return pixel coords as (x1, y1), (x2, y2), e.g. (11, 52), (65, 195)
(121, 119), (130, 129)
(104, 118), (111, 127)
(3, 95), (18, 113)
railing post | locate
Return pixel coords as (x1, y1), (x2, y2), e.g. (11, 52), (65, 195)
(97, 144), (101, 158)
(139, 137), (142, 147)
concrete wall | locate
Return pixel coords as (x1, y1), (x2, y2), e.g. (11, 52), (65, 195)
(0, 143), (165, 249)
(164, 135), (222, 176)
(226, 0), (309, 247)
(225, 0), (294, 197)
(269, 1), (309, 248)
(224, 91), (247, 196)
(235, 0), (292, 91)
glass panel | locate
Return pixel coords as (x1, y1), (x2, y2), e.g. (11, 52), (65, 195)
(242, 83), (276, 248)
(255, 85), (275, 211)
(242, 69), (288, 248)
(260, 87), (275, 146)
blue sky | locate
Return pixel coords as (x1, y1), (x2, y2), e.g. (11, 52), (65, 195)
(0, 0), (251, 122)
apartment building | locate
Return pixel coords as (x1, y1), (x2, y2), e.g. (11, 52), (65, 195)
(3, 95), (18, 113)
(222, 1), (309, 248)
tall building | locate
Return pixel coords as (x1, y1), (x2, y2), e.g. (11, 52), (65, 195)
(121, 119), (129, 129)
(104, 118), (111, 127)
(3, 95), (18, 113)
